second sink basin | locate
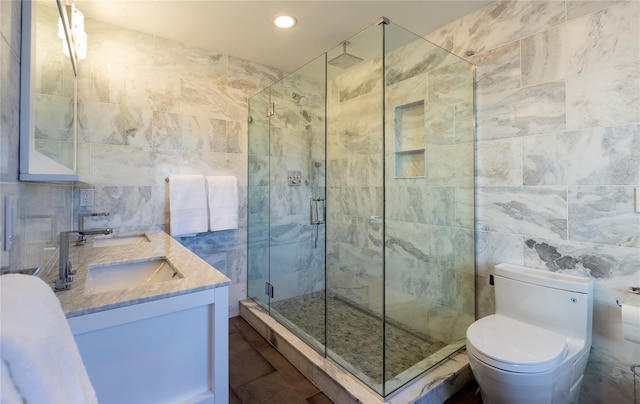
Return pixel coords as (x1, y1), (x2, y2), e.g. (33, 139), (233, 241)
(85, 257), (182, 295)
(92, 233), (150, 248)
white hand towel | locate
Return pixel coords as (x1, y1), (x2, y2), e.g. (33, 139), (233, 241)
(0, 274), (97, 404)
(169, 174), (208, 237)
(206, 175), (239, 231)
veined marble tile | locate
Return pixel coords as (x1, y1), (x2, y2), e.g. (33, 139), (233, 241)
(248, 155), (269, 186)
(228, 56), (282, 96)
(226, 121), (247, 154)
(523, 237), (640, 304)
(386, 186), (455, 226)
(152, 36), (228, 85)
(455, 187), (475, 230)
(428, 60), (473, 108)
(385, 74), (427, 122)
(332, 59), (382, 103)
(521, 24), (566, 87)
(152, 111), (212, 152)
(569, 186), (639, 248)
(344, 155), (383, 188)
(77, 186), (153, 230)
(248, 122), (269, 156)
(566, 1), (639, 76)
(566, 61), (640, 131)
(590, 302), (640, 374)
(79, 100), (152, 147)
(469, 41), (521, 95)
(327, 185), (382, 219)
(90, 144), (154, 186)
(454, 101), (475, 145)
(85, 17), (155, 71)
(523, 124), (640, 185)
(581, 356), (635, 404)
(386, 35), (459, 86)
(476, 137), (523, 187)
(452, 1), (565, 57)
(181, 77), (247, 122)
(110, 68), (181, 112)
(476, 186), (568, 239)
(208, 119), (227, 153)
(476, 80), (566, 141)
(328, 214), (369, 249)
(567, 1), (624, 20)
(475, 230), (524, 278)
(424, 104), (455, 146)
(427, 143), (474, 187)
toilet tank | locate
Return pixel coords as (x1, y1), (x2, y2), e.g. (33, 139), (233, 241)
(493, 263), (594, 345)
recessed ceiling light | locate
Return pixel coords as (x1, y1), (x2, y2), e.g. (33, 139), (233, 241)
(273, 15), (297, 29)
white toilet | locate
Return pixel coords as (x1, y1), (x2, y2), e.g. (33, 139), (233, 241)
(466, 263), (594, 404)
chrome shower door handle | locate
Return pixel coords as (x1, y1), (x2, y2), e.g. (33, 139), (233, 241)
(310, 197), (325, 225)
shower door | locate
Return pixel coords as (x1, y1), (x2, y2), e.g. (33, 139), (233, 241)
(247, 55), (327, 353)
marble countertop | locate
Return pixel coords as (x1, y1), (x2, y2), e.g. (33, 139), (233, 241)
(44, 230), (231, 318)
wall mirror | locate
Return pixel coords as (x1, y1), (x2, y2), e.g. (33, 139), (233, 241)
(19, 0), (88, 182)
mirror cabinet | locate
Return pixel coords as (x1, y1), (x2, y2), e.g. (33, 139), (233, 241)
(19, 0), (87, 182)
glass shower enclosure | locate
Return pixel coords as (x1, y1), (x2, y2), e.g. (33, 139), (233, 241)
(247, 18), (475, 397)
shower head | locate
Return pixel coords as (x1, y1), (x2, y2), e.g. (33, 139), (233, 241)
(292, 92), (307, 106)
(328, 41), (363, 69)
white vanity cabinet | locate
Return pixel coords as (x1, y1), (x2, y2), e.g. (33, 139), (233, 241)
(67, 287), (228, 404)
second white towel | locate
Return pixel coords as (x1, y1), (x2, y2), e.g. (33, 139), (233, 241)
(206, 176), (238, 231)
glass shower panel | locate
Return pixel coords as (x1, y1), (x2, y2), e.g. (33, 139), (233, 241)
(325, 23), (386, 395)
(267, 55), (327, 354)
(246, 16), (476, 399)
(247, 87), (271, 310)
(383, 23), (476, 393)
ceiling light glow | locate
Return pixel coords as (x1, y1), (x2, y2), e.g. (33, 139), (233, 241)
(273, 15), (296, 29)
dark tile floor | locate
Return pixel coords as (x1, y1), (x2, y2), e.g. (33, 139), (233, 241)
(229, 316), (482, 404)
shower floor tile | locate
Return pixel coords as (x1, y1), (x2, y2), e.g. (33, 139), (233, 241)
(271, 291), (447, 385)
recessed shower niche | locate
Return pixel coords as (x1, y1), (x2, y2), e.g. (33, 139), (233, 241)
(394, 101), (425, 178)
(247, 16), (475, 401)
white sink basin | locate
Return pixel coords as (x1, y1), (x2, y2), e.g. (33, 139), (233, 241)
(93, 234), (150, 248)
(85, 258), (182, 295)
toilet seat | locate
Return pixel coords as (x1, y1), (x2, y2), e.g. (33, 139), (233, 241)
(467, 314), (568, 373)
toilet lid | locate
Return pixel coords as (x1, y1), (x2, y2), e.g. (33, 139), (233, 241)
(466, 314), (568, 373)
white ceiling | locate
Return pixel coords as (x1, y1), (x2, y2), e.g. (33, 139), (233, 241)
(74, 0), (493, 73)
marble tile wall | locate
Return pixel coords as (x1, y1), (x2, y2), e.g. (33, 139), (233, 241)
(71, 16), (283, 316)
(427, 1), (639, 402)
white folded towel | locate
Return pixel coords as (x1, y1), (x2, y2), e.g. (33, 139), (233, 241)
(169, 175), (209, 237)
(0, 274), (97, 404)
(206, 175), (239, 231)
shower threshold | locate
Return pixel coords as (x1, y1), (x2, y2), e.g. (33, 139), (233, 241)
(239, 299), (473, 403)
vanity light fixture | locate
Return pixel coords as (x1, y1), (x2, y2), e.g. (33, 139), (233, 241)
(273, 15), (297, 29)
(58, 2), (87, 60)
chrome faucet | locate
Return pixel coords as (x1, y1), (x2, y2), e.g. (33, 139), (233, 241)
(55, 226), (113, 292)
(77, 212), (110, 245)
